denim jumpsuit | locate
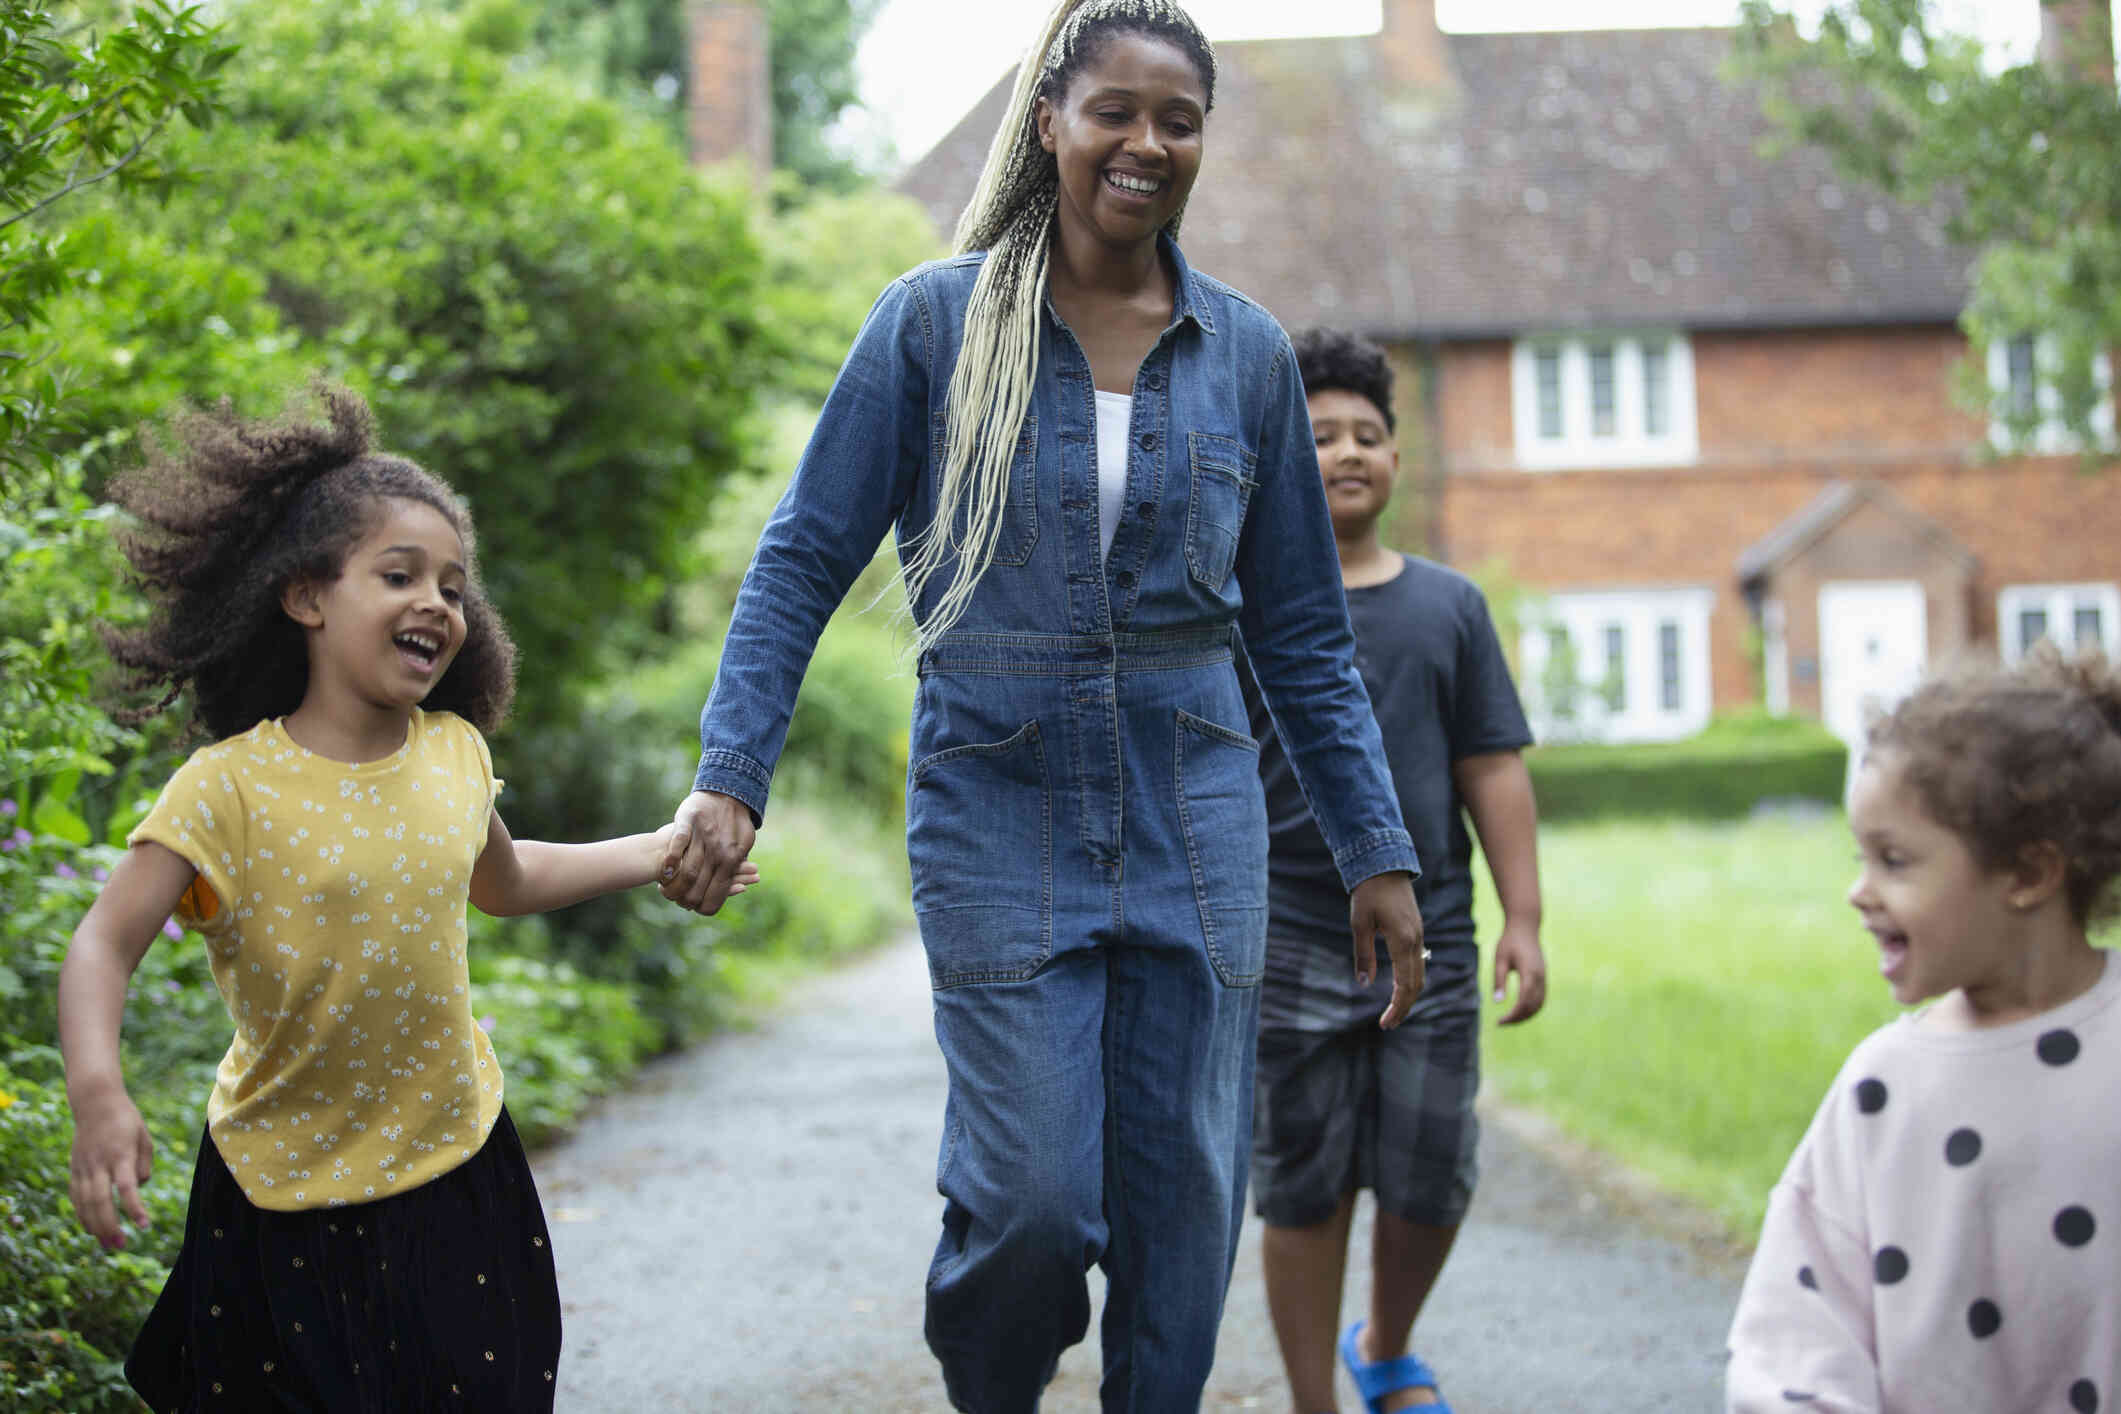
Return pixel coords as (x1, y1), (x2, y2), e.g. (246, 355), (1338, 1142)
(695, 236), (1419, 1413)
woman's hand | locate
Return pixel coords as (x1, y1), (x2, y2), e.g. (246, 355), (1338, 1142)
(67, 1081), (153, 1251)
(1350, 872), (1426, 1029)
(659, 790), (758, 915)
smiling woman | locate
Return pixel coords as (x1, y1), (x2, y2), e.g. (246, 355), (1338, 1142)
(663, 3), (1428, 1409)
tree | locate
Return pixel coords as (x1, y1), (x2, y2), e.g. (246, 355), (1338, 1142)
(1736, 0), (2121, 453)
(0, 1), (232, 478)
(761, 0), (888, 192)
(43, 0), (772, 733)
(1, 1), (229, 820)
(500, 0), (885, 191)
(764, 185), (944, 402)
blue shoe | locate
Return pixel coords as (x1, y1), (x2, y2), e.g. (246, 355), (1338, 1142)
(1339, 1320), (1453, 1414)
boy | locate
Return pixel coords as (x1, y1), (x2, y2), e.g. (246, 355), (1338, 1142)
(1240, 328), (1546, 1414)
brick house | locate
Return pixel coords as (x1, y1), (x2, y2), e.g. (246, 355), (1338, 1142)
(897, 0), (2121, 745)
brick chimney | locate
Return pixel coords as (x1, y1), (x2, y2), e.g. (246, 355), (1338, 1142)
(2038, 0), (2114, 85)
(1377, 0), (1453, 89)
(687, 1), (773, 190)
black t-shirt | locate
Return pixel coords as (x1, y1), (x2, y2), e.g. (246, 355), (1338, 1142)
(1240, 554), (1532, 948)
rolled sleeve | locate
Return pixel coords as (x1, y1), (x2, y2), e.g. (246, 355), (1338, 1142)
(1331, 829), (1420, 890)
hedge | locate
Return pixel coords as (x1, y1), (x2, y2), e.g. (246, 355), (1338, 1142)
(1526, 712), (1848, 823)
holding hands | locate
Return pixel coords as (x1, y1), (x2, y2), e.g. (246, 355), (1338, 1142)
(659, 790), (759, 915)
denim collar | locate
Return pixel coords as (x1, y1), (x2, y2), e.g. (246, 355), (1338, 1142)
(1162, 231), (1217, 338)
(1040, 230), (1218, 339)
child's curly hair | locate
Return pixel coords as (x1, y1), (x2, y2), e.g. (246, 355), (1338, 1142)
(1868, 641), (2121, 929)
(103, 383), (516, 741)
(1293, 327), (1396, 433)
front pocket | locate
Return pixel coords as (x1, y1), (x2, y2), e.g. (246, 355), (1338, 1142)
(1184, 432), (1257, 590)
(1173, 709), (1269, 986)
(931, 411), (1039, 566)
(907, 720), (1053, 987)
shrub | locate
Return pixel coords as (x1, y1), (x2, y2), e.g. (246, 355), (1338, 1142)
(0, 1065), (191, 1414)
(1527, 714), (1848, 823)
(465, 950), (661, 1148)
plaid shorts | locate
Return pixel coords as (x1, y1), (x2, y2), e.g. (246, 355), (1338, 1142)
(1251, 951), (1481, 1229)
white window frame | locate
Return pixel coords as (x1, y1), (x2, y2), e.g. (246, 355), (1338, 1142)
(1511, 332), (1699, 470)
(1986, 334), (2116, 455)
(1998, 582), (2121, 662)
(1518, 587), (1716, 743)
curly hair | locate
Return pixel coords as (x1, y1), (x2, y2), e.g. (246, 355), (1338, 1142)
(1867, 641), (2121, 929)
(103, 383), (517, 741)
(1294, 327), (1397, 433)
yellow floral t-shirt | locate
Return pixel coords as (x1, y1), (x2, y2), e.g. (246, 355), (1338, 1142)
(131, 708), (505, 1212)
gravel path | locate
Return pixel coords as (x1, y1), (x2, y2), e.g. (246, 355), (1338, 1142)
(535, 936), (1747, 1411)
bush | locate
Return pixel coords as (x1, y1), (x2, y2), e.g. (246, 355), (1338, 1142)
(0, 1065), (191, 1414)
(1527, 713), (1848, 823)
(465, 948), (661, 1149)
(46, 0), (771, 734)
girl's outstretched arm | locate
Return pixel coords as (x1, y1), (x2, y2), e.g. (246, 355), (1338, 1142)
(58, 841), (198, 1251)
(469, 811), (757, 918)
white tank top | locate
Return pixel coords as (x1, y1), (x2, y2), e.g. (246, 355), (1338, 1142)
(1094, 390), (1132, 563)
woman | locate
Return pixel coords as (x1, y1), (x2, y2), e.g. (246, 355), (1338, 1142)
(661, 3), (1425, 1408)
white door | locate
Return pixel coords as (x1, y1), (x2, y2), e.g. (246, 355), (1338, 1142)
(1819, 581), (1927, 752)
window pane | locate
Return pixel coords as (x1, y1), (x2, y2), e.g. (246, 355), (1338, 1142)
(2020, 607), (2049, 653)
(2075, 604), (2104, 650)
(1642, 340), (1670, 439)
(1658, 621), (1681, 711)
(1535, 348), (1563, 439)
(2007, 336), (2038, 419)
(1589, 343), (1617, 437)
(1602, 623), (1626, 710)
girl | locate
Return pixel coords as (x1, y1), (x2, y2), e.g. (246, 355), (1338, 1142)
(58, 384), (750, 1412)
(1726, 645), (2121, 1412)
(659, 2), (1425, 1408)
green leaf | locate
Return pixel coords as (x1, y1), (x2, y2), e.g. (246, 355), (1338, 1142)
(29, 797), (91, 846)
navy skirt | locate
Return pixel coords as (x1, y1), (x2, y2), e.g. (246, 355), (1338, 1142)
(127, 1108), (561, 1413)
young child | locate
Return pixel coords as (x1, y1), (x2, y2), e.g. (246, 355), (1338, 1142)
(57, 384), (750, 1412)
(1240, 328), (1546, 1414)
(1726, 646), (2121, 1412)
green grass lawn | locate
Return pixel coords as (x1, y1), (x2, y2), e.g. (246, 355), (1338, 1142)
(1473, 812), (1903, 1241)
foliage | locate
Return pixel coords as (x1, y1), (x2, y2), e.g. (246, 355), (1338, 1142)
(0, 832), (206, 1414)
(0, 450), (142, 815)
(482, 0), (885, 191)
(1479, 814), (1903, 1236)
(764, 189), (945, 402)
(1526, 712), (1848, 822)
(42, 0), (772, 741)
(0, 0), (233, 478)
(0, 1065), (191, 1414)
(1735, 0), (2121, 454)
(758, 0), (889, 193)
(465, 950), (660, 1147)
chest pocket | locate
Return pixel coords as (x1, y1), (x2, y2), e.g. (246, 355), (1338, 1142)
(1184, 431), (1257, 590)
(931, 411), (1039, 567)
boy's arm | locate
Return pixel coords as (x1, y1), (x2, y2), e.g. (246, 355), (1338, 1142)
(1452, 749), (1545, 1024)
(59, 840), (197, 1250)
(469, 813), (755, 917)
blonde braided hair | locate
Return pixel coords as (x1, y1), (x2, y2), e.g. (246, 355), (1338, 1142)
(898, 0), (1215, 652)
